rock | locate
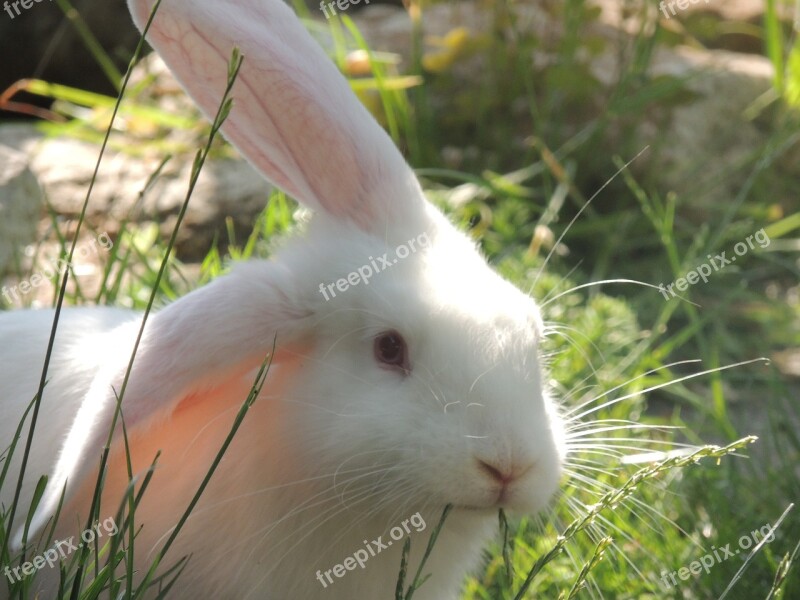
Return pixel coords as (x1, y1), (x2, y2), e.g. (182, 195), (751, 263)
(633, 46), (776, 206)
(0, 144), (43, 275)
(0, 122), (272, 261)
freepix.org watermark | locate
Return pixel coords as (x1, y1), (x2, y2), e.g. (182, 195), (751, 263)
(658, 228), (770, 300)
(4, 517), (118, 583)
(659, 0), (711, 19)
(659, 522), (775, 589)
(318, 232), (429, 301)
(1, 232), (113, 305)
(315, 512), (426, 588)
(319, 0), (369, 20)
(3, 0), (52, 20)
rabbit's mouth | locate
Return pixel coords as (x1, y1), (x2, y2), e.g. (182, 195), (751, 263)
(454, 502), (538, 514)
(451, 493), (549, 514)
(452, 504), (498, 512)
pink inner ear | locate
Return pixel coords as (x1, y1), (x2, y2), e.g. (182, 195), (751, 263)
(149, 9), (380, 229)
(171, 339), (308, 415)
(224, 62), (377, 229)
(55, 375), (257, 550)
(56, 344), (311, 548)
(173, 372), (252, 415)
(128, 0), (413, 235)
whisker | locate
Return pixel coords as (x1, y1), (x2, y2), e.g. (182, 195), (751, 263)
(532, 146), (649, 288)
(567, 358), (768, 422)
(541, 278), (699, 309)
(565, 424), (680, 438)
(543, 323), (606, 363)
(564, 359), (701, 417)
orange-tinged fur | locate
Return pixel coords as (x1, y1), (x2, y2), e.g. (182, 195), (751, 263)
(54, 355), (303, 588)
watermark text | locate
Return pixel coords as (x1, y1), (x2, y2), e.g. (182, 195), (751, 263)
(318, 232), (429, 301)
(658, 228), (769, 300)
(3, 0), (53, 20)
(315, 512), (426, 588)
(660, 522), (775, 588)
(1, 232), (113, 305)
(659, 0), (711, 19)
(4, 517), (118, 583)
(319, 0), (370, 20)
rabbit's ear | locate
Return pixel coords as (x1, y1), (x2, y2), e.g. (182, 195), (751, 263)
(22, 263), (309, 544)
(127, 0), (424, 235)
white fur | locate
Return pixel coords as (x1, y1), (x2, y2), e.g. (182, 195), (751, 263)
(0, 0), (565, 598)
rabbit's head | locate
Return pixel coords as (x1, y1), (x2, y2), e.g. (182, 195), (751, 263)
(261, 210), (565, 518)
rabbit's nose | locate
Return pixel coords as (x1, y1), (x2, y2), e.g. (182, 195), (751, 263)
(476, 459), (535, 487)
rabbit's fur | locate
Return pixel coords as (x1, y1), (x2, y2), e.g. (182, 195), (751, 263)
(0, 1), (565, 598)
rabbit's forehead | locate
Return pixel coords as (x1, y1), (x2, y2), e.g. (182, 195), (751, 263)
(354, 267), (542, 360)
(347, 257), (539, 329)
(307, 223), (542, 342)
(425, 257), (543, 334)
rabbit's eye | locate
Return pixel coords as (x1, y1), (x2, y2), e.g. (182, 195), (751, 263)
(374, 331), (410, 374)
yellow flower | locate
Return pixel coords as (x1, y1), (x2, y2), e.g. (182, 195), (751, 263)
(422, 27), (474, 73)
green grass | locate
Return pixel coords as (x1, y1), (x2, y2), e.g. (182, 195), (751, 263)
(1, 0), (799, 598)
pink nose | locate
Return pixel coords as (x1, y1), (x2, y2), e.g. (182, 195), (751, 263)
(477, 460), (514, 486)
(476, 459), (534, 487)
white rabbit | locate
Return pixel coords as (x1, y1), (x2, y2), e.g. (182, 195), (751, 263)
(0, 0), (565, 598)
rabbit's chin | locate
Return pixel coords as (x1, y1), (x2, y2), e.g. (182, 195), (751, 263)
(191, 504), (500, 600)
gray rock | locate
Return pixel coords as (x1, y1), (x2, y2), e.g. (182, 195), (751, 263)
(0, 122), (272, 261)
(635, 46), (775, 204)
(0, 144), (43, 275)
